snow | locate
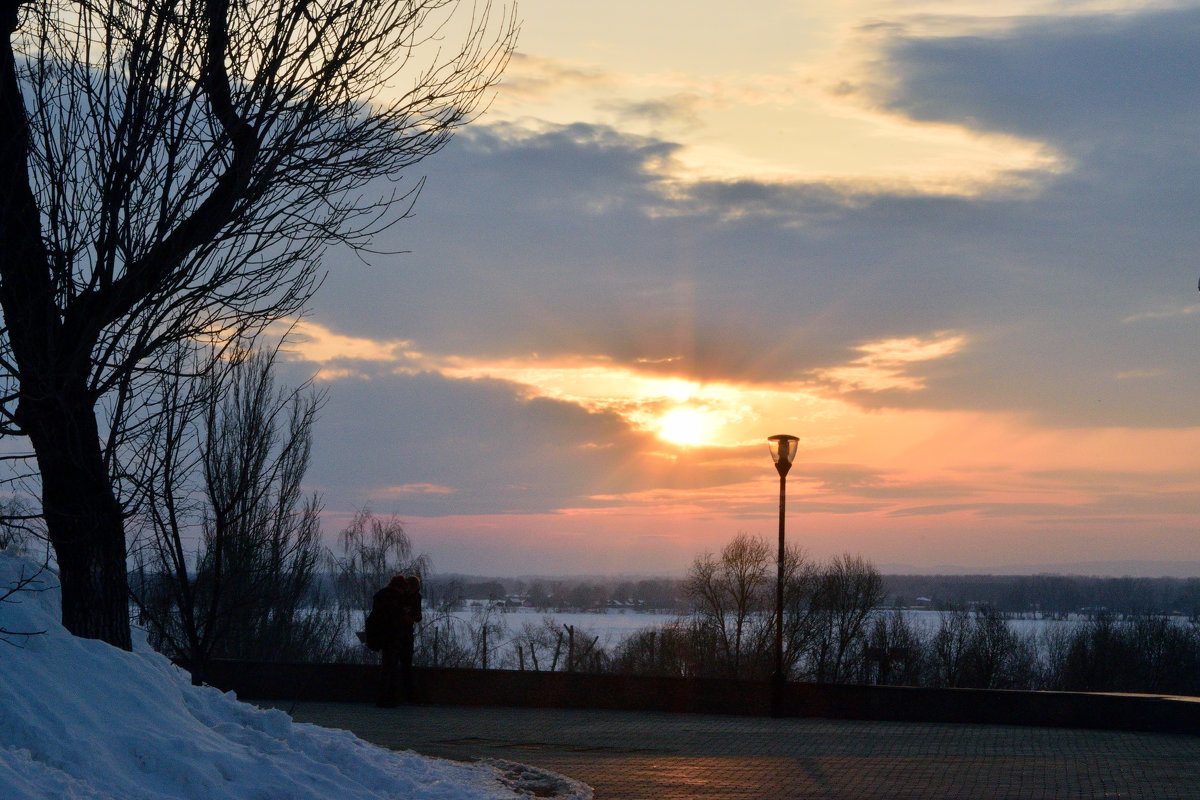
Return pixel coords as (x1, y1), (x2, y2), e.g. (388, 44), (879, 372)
(0, 550), (591, 800)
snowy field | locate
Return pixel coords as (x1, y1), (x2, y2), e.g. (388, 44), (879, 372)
(0, 550), (591, 800)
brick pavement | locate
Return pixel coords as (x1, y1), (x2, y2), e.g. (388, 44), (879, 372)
(262, 701), (1200, 799)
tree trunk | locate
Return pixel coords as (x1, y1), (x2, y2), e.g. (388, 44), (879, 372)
(3, 15), (130, 650)
(21, 392), (132, 650)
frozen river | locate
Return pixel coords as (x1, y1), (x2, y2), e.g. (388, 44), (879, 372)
(429, 606), (683, 649)
(427, 606), (1089, 649)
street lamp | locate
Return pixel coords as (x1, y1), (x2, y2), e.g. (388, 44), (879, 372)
(767, 433), (798, 715)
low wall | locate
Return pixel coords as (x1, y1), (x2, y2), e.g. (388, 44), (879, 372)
(200, 660), (1200, 735)
(200, 661), (768, 715)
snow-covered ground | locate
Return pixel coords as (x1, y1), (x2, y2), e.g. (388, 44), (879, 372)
(0, 550), (591, 800)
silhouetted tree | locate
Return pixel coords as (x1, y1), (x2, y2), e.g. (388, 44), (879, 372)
(685, 533), (773, 678)
(865, 609), (926, 686)
(808, 554), (882, 683)
(1050, 613), (1200, 694)
(526, 581), (552, 611)
(635, 578), (681, 611)
(412, 611), (473, 668)
(609, 623), (694, 677)
(131, 349), (335, 680)
(927, 607), (973, 688)
(466, 601), (506, 670)
(0, 0), (516, 647)
(924, 605), (1038, 689)
(506, 616), (565, 671)
(684, 532), (815, 679)
(331, 509), (429, 643)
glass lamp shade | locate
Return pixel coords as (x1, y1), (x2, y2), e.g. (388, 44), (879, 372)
(767, 434), (799, 471)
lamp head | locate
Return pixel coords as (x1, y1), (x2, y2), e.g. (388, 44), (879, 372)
(767, 434), (799, 477)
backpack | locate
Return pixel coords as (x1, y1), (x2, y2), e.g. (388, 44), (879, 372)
(363, 606), (387, 652)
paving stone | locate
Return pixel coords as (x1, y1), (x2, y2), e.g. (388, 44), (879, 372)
(261, 701), (1200, 799)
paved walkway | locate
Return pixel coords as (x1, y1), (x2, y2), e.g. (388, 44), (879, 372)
(262, 701), (1200, 799)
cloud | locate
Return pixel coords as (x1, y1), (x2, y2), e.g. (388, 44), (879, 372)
(275, 320), (419, 364)
(889, 488), (1200, 521)
(312, 90), (1200, 428)
(875, 6), (1200, 148)
(600, 95), (705, 129)
(294, 364), (765, 520)
(279, 318), (972, 456)
(500, 54), (614, 103)
(814, 332), (967, 392)
(494, 39), (1060, 192)
(1122, 304), (1200, 324)
(793, 462), (971, 501)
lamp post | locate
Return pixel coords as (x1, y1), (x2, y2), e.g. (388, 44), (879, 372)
(767, 433), (799, 716)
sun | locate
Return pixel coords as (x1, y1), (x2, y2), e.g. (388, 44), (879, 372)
(656, 407), (712, 447)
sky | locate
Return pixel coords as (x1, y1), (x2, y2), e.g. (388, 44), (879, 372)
(276, 0), (1200, 577)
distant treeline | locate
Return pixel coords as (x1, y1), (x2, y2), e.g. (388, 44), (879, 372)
(882, 574), (1200, 616)
(387, 572), (1200, 618)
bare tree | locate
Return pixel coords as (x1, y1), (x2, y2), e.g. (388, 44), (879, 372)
(466, 600), (506, 669)
(0, 0), (516, 647)
(609, 623), (693, 677)
(966, 606), (1028, 689)
(808, 554), (883, 683)
(777, 549), (821, 679)
(684, 532), (814, 679)
(685, 533), (772, 677)
(331, 508), (429, 639)
(926, 605), (1038, 689)
(927, 607), (973, 688)
(506, 616), (567, 671)
(411, 610), (473, 668)
(131, 348), (335, 681)
(865, 609), (926, 686)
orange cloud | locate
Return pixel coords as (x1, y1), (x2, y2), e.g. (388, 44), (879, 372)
(383, 483), (456, 496)
(816, 331), (966, 392)
(272, 319), (422, 366)
(276, 321), (975, 454)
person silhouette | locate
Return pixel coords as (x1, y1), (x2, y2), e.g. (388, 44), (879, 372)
(371, 574), (409, 707)
(397, 574), (422, 702)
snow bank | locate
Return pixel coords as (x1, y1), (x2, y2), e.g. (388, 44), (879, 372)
(0, 550), (590, 800)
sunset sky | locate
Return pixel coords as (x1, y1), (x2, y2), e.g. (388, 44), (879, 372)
(278, 0), (1200, 576)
